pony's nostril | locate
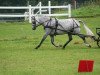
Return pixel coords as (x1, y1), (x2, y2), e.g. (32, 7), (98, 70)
(32, 22), (35, 24)
(32, 28), (34, 30)
(32, 27), (36, 30)
(32, 21), (36, 24)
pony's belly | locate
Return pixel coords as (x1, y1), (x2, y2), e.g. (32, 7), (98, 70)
(49, 30), (66, 35)
(56, 28), (80, 35)
(56, 30), (66, 35)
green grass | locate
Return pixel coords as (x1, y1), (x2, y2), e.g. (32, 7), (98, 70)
(1, 5), (100, 75)
(72, 5), (100, 17)
(0, 17), (100, 75)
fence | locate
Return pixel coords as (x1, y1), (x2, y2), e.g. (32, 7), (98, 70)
(0, 1), (71, 23)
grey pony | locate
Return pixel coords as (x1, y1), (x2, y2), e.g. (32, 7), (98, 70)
(32, 16), (94, 49)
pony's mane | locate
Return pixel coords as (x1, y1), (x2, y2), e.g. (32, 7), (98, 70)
(39, 16), (50, 22)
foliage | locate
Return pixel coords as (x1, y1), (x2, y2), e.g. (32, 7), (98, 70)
(0, 0), (99, 13)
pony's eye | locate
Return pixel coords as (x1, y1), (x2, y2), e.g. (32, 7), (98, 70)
(32, 21), (35, 24)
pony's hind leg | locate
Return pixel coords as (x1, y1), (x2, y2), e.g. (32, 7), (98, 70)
(50, 35), (59, 47)
(63, 33), (73, 49)
(78, 34), (91, 47)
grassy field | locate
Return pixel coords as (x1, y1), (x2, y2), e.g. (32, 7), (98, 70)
(0, 16), (100, 75)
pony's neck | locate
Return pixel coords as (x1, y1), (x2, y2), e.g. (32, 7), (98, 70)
(39, 16), (50, 24)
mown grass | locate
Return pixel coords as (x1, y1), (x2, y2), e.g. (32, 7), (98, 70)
(0, 4), (100, 75)
(0, 16), (100, 75)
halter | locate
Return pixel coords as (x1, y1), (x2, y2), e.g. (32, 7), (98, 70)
(32, 17), (41, 28)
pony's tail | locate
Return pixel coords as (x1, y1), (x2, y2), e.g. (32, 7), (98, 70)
(79, 20), (94, 36)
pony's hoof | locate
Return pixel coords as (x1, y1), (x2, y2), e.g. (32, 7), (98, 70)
(88, 45), (91, 48)
(62, 47), (65, 49)
(55, 46), (59, 47)
(59, 45), (62, 47)
(86, 44), (91, 48)
(35, 47), (39, 49)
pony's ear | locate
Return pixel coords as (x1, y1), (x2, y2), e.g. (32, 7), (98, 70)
(31, 16), (35, 20)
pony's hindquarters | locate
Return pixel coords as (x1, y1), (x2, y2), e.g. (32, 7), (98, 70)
(73, 27), (80, 34)
(56, 19), (81, 35)
(72, 19), (81, 34)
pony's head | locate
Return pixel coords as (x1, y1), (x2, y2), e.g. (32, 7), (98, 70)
(31, 16), (51, 30)
(31, 16), (40, 30)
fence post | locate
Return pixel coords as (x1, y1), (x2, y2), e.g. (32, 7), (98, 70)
(48, 1), (51, 16)
(75, 0), (76, 9)
(68, 4), (71, 18)
(39, 2), (42, 15)
(29, 5), (32, 23)
(31, 9), (34, 16)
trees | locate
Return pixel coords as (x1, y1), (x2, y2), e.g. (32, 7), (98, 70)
(0, 0), (27, 6)
(0, 0), (27, 13)
(0, 0), (99, 13)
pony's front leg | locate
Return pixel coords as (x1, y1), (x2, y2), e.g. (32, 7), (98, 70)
(35, 33), (49, 49)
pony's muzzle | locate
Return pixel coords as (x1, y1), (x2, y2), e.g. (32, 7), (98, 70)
(32, 27), (36, 30)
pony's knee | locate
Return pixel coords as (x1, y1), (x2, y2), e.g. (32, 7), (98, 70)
(68, 34), (73, 41)
(69, 36), (73, 41)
